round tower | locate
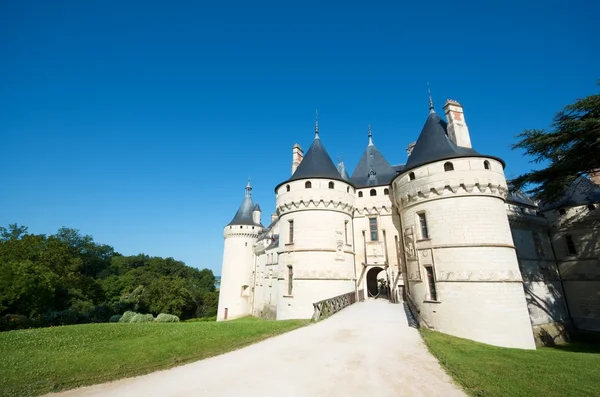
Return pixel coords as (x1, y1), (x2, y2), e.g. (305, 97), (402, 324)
(217, 181), (263, 321)
(274, 118), (356, 320)
(392, 99), (535, 349)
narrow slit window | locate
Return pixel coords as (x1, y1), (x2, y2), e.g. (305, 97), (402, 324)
(409, 172), (415, 181)
(329, 181), (334, 189)
(286, 185), (290, 192)
(484, 160), (490, 170)
(369, 218), (378, 241)
(425, 266), (437, 301)
(287, 266), (293, 295)
(289, 220), (294, 243)
(418, 213), (429, 239)
(344, 220), (349, 245)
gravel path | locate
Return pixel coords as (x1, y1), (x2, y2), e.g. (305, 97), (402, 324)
(51, 300), (464, 397)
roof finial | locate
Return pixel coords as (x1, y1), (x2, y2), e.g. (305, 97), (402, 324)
(368, 124), (373, 146)
(315, 109), (319, 138)
(428, 82), (435, 114)
(245, 179), (252, 197)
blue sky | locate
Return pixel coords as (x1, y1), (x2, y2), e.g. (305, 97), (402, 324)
(1, 0), (598, 275)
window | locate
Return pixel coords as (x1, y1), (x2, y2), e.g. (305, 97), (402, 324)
(369, 218), (378, 241)
(358, 191), (363, 198)
(305, 181), (312, 189)
(532, 231), (544, 258)
(384, 188), (389, 195)
(288, 220), (294, 243)
(344, 220), (349, 245)
(418, 212), (429, 239)
(286, 185), (290, 192)
(370, 189), (377, 196)
(565, 235), (577, 255)
(347, 187), (350, 193)
(409, 172), (415, 180)
(287, 265), (293, 295)
(425, 266), (437, 301)
(559, 209), (566, 215)
(588, 204), (596, 211)
(484, 160), (490, 170)
(444, 162), (454, 171)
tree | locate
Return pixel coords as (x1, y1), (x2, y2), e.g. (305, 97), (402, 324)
(510, 83), (600, 202)
(0, 224), (29, 242)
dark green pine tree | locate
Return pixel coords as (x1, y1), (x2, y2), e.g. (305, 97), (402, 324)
(510, 82), (600, 202)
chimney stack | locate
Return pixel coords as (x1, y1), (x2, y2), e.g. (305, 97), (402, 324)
(252, 204), (261, 225)
(406, 141), (416, 157)
(271, 213), (278, 223)
(443, 99), (472, 148)
(292, 144), (303, 175)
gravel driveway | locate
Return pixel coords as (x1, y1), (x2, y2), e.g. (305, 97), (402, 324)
(51, 299), (464, 397)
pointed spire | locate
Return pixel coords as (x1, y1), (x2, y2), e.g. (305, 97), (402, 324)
(245, 179), (252, 197)
(368, 124), (373, 146)
(428, 82), (435, 114)
(315, 109), (319, 139)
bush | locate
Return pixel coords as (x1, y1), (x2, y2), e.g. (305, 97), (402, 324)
(185, 316), (216, 322)
(0, 314), (32, 331)
(155, 313), (179, 323)
(119, 311), (137, 323)
(130, 313), (154, 323)
(44, 309), (79, 326)
(109, 314), (122, 323)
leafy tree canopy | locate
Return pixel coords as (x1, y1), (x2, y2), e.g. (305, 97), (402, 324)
(510, 83), (600, 202)
(0, 224), (217, 330)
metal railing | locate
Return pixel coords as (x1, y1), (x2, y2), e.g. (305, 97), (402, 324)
(312, 290), (358, 322)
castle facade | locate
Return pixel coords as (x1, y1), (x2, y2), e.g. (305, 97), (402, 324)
(217, 98), (600, 350)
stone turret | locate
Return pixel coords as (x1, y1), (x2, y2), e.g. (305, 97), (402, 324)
(274, 117), (356, 319)
(217, 181), (263, 321)
(391, 101), (535, 349)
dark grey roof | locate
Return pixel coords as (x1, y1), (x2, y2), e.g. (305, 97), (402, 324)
(227, 183), (262, 226)
(507, 190), (537, 208)
(403, 111), (504, 172)
(337, 161), (350, 181)
(276, 134), (348, 190)
(350, 136), (397, 188)
(392, 164), (405, 173)
(254, 203), (261, 211)
(540, 176), (600, 211)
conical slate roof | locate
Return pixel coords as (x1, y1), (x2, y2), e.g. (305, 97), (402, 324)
(403, 110), (502, 172)
(351, 127), (397, 187)
(337, 161), (350, 181)
(276, 128), (348, 191)
(227, 182), (262, 226)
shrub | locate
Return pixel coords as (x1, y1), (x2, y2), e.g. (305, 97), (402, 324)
(185, 316), (216, 322)
(155, 313), (179, 323)
(0, 314), (32, 331)
(44, 309), (79, 326)
(119, 311), (137, 323)
(109, 314), (122, 323)
(130, 313), (154, 323)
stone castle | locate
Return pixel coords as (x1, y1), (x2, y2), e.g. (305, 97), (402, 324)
(217, 97), (600, 349)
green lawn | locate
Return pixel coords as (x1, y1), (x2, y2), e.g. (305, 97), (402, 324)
(421, 329), (600, 397)
(0, 317), (306, 397)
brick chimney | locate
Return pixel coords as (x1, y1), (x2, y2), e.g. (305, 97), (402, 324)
(443, 99), (472, 148)
(292, 143), (303, 175)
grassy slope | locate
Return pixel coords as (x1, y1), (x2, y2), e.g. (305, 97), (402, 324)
(421, 329), (600, 397)
(0, 317), (306, 397)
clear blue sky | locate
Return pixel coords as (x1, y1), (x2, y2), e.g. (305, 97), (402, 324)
(1, 0), (598, 275)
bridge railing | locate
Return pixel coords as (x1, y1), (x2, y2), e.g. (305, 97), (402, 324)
(312, 290), (358, 322)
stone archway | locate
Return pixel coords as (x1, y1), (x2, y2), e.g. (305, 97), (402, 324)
(366, 266), (385, 298)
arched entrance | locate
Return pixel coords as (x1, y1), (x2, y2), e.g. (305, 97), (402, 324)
(366, 266), (386, 298)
